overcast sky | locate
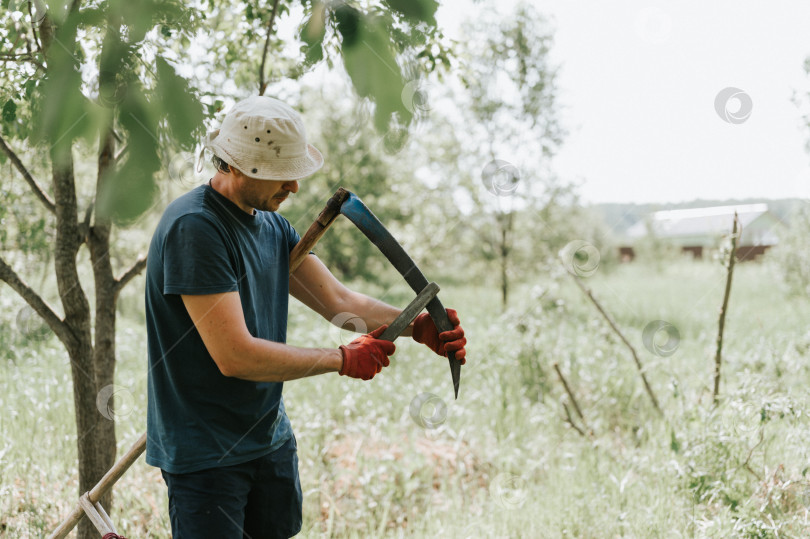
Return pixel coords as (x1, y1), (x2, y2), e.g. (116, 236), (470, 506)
(437, 0), (810, 204)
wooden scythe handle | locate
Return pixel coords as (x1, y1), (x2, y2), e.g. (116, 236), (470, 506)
(289, 187), (350, 273)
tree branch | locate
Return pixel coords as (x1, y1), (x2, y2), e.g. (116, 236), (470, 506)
(0, 53), (45, 71)
(568, 271), (662, 414)
(77, 202), (94, 244)
(114, 255), (147, 292)
(553, 362), (588, 426)
(258, 0), (281, 96)
(741, 428), (765, 481)
(561, 401), (587, 437)
(0, 133), (56, 212)
(28, 0), (43, 54)
(0, 255), (74, 347)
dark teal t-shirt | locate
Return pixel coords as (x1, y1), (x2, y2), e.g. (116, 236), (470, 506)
(145, 184), (300, 474)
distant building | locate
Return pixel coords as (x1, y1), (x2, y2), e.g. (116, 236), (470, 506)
(620, 203), (782, 261)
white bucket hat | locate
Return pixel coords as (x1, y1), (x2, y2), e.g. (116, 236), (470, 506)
(203, 95), (324, 181)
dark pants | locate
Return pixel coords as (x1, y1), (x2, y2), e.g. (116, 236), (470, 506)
(161, 435), (302, 539)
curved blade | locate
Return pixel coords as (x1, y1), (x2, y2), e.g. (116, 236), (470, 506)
(340, 192), (462, 398)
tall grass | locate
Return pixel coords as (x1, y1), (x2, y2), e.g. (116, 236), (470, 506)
(1, 257), (809, 537)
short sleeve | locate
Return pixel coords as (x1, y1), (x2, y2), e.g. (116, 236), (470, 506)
(163, 214), (238, 295)
(282, 216), (301, 253)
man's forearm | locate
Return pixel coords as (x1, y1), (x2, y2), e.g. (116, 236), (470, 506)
(334, 289), (413, 337)
(226, 339), (343, 383)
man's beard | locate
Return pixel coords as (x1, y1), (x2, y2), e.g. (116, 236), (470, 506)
(243, 187), (290, 213)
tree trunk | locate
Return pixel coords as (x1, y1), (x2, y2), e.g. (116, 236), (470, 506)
(498, 211), (514, 310)
(87, 129), (119, 522)
(500, 234), (508, 308)
(52, 145), (117, 538)
(0, 9), (144, 538)
(87, 227), (118, 528)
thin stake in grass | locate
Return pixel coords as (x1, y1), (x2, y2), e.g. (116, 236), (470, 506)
(553, 362), (591, 436)
(562, 401), (588, 437)
(553, 362), (586, 422)
(568, 272), (662, 414)
(713, 212), (740, 405)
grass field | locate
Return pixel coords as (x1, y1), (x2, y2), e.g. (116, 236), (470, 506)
(2, 255), (810, 538)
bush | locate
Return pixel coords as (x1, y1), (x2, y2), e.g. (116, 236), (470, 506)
(771, 203), (810, 296)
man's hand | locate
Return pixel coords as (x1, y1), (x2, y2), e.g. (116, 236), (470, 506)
(412, 309), (467, 364)
(339, 325), (396, 380)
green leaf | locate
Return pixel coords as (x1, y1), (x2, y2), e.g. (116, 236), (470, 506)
(383, 0), (438, 25)
(206, 99), (224, 116)
(96, 158), (160, 224)
(339, 12), (412, 131)
(155, 57), (204, 150)
(2, 100), (17, 123)
(300, 3), (326, 66)
(34, 14), (97, 165)
(22, 79), (36, 100)
(97, 87), (161, 223)
(334, 4), (360, 47)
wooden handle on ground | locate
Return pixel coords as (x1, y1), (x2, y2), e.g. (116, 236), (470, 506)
(49, 432), (147, 538)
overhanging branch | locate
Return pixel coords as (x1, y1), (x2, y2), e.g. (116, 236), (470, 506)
(258, 0), (281, 96)
(0, 255), (73, 346)
(0, 133), (56, 213)
(114, 255), (147, 293)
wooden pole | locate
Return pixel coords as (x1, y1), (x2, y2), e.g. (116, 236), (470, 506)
(49, 433), (146, 539)
(713, 212), (740, 404)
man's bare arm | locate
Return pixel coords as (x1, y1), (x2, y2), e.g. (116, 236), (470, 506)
(181, 291), (343, 382)
(289, 253), (413, 336)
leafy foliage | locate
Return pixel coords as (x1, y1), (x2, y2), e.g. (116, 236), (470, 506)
(771, 202), (810, 296)
(413, 2), (572, 307)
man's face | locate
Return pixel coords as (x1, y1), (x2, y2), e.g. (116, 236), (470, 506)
(235, 171), (299, 213)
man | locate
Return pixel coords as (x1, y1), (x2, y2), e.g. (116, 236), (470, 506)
(144, 95), (466, 538)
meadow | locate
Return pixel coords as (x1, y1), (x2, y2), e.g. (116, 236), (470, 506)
(2, 254), (810, 538)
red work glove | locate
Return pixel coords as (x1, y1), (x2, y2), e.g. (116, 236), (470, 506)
(412, 309), (467, 364)
(338, 325), (396, 380)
